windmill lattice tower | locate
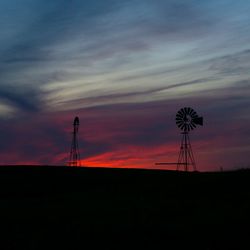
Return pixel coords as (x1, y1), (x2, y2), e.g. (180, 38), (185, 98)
(69, 116), (81, 167)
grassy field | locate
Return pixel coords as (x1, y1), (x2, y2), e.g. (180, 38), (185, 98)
(0, 166), (249, 249)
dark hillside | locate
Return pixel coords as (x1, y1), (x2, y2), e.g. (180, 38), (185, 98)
(0, 166), (249, 249)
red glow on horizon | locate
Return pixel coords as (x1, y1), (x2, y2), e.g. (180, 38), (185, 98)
(1, 99), (248, 172)
(74, 144), (181, 170)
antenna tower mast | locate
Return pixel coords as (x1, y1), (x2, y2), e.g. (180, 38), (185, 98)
(69, 116), (81, 167)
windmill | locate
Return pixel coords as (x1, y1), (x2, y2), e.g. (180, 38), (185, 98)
(68, 116), (81, 167)
(176, 107), (203, 171)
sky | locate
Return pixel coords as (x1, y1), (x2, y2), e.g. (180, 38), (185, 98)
(0, 0), (250, 171)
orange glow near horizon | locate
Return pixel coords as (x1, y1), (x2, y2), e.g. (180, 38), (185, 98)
(74, 144), (182, 170)
(0, 101), (248, 172)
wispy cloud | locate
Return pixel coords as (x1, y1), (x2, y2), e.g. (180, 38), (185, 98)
(0, 0), (250, 169)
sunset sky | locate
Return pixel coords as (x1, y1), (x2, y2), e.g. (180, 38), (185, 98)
(0, 0), (250, 171)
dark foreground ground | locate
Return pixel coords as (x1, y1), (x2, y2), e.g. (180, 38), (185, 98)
(0, 166), (249, 249)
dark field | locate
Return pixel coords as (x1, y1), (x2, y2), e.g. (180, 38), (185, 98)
(0, 166), (249, 249)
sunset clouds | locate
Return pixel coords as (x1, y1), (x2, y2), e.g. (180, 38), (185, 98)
(0, 0), (250, 170)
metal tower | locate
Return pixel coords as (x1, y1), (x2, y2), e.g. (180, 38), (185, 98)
(176, 107), (203, 171)
(177, 131), (196, 171)
(69, 116), (81, 167)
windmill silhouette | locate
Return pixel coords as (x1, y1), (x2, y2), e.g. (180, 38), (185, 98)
(155, 107), (203, 171)
(68, 117), (81, 167)
(175, 107), (203, 171)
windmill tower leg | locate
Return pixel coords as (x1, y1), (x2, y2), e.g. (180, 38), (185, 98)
(186, 133), (196, 171)
(177, 132), (196, 171)
(177, 133), (185, 171)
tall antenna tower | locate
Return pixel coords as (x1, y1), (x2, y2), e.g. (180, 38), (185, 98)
(176, 107), (203, 171)
(69, 116), (81, 167)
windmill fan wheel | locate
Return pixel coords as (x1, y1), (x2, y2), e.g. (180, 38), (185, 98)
(176, 107), (200, 132)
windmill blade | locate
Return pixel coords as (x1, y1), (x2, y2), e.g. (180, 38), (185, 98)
(180, 108), (185, 115)
(187, 107), (192, 115)
(189, 108), (195, 116)
(191, 112), (198, 118)
(175, 119), (183, 123)
(177, 124), (182, 129)
(177, 123), (183, 128)
(180, 123), (186, 130)
(176, 114), (183, 119)
(176, 120), (183, 126)
(176, 119), (184, 123)
(190, 122), (196, 129)
(176, 122), (183, 126)
(176, 119), (183, 123)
